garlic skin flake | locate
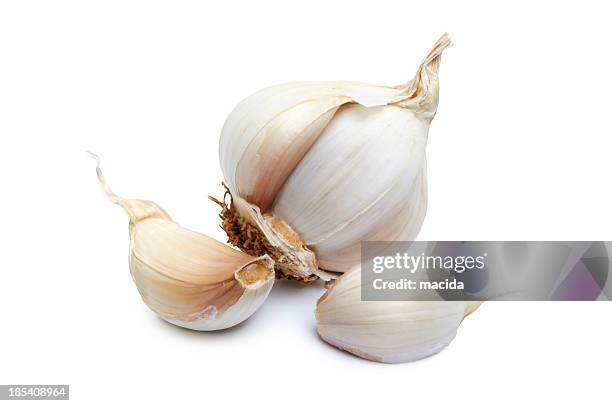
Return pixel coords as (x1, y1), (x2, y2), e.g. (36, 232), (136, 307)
(316, 269), (478, 363)
(92, 155), (274, 331)
(218, 34), (450, 280)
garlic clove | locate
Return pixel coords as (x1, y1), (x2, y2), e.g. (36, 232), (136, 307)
(272, 104), (428, 272)
(316, 269), (478, 363)
(235, 96), (347, 211)
(312, 166), (428, 271)
(91, 154), (274, 331)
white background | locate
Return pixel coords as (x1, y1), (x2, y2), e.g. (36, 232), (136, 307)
(1, 1), (611, 405)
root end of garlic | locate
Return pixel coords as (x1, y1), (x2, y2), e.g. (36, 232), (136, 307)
(209, 185), (323, 282)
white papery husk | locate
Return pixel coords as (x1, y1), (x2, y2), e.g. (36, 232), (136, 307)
(316, 269), (480, 363)
(217, 34), (450, 281)
(93, 155), (275, 331)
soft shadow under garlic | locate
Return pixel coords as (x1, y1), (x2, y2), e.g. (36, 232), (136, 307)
(90, 153), (275, 331)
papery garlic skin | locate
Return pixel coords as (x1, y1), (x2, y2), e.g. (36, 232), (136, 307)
(316, 269), (477, 363)
(92, 155), (274, 331)
(218, 34), (450, 280)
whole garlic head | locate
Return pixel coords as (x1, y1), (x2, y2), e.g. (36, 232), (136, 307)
(218, 34), (451, 281)
(316, 269), (478, 363)
(92, 155), (274, 331)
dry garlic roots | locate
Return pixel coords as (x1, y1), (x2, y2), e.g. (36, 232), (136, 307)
(92, 155), (274, 331)
(316, 269), (481, 363)
(217, 34), (451, 282)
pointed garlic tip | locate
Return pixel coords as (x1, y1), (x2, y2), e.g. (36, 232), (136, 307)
(395, 33), (452, 118)
(315, 270), (474, 363)
(91, 155), (275, 331)
(464, 301), (483, 317)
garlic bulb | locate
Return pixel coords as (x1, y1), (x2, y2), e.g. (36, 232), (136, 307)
(316, 269), (479, 363)
(217, 34), (450, 281)
(91, 154), (275, 331)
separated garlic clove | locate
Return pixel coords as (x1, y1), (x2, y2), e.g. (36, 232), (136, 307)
(316, 269), (479, 363)
(217, 34), (451, 281)
(91, 154), (274, 331)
